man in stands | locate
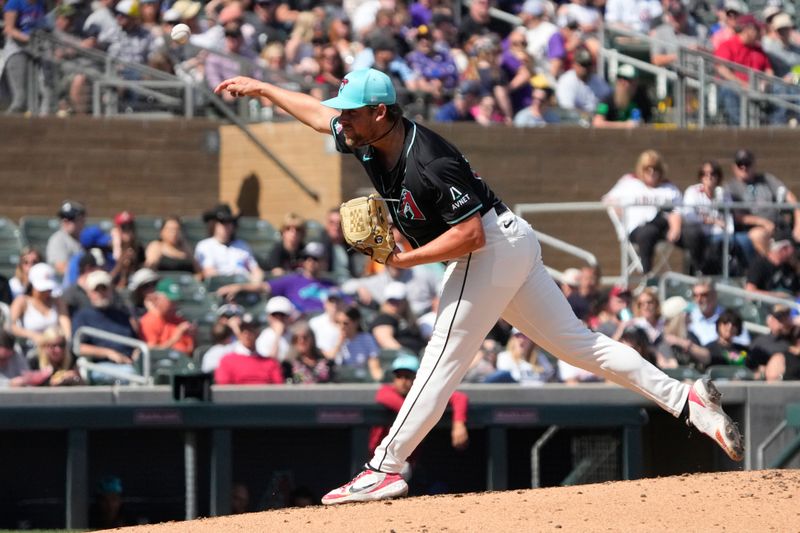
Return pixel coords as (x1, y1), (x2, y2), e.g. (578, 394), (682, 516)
(267, 242), (339, 314)
(139, 279), (196, 356)
(214, 313), (285, 384)
(47, 200), (86, 275)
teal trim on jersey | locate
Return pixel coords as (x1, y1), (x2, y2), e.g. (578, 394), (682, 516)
(406, 122), (417, 157)
(448, 203), (483, 225)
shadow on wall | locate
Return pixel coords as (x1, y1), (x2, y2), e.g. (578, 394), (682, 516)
(236, 173), (261, 217)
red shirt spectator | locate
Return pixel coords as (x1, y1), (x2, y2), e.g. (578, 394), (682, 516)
(213, 313), (285, 385)
(715, 16), (772, 83)
(368, 355), (468, 454)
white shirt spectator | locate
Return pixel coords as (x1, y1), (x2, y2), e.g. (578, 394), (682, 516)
(602, 174), (682, 233)
(341, 264), (443, 316)
(555, 70), (610, 113)
(557, 359), (601, 382)
(682, 183), (734, 237)
(496, 349), (556, 384)
(526, 21), (558, 65)
(194, 237), (258, 277)
(688, 305), (751, 347)
(604, 0), (662, 34)
(255, 327), (291, 361)
(309, 312), (340, 354)
(201, 341), (236, 373)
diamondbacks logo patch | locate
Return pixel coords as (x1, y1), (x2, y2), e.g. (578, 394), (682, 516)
(338, 78), (349, 94)
(399, 188), (426, 221)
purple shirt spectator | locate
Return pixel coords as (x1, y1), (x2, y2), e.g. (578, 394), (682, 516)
(409, 2), (432, 28)
(501, 49), (533, 112)
(406, 45), (459, 90)
(269, 274), (338, 314)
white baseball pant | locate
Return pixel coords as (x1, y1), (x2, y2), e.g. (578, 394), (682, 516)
(369, 209), (691, 473)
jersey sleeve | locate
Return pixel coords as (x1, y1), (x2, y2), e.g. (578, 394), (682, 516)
(423, 157), (485, 225)
(330, 117), (353, 154)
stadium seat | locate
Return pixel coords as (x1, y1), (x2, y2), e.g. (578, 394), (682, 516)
(0, 247), (19, 277)
(158, 271), (217, 322)
(334, 366), (374, 383)
(706, 365), (755, 381)
(19, 216), (60, 251)
(146, 349), (199, 385)
(179, 216), (208, 248)
(0, 218), (21, 249)
(236, 217), (280, 259)
(661, 366), (702, 382)
(134, 216), (164, 246)
(305, 219), (325, 243)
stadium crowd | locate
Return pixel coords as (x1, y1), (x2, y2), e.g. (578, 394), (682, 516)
(2, 143), (800, 389)
(2, 0), (800, 124)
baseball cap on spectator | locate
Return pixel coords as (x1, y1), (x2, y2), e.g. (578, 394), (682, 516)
(574, 47), (593, 67)
(457, 80), (482, 98)
(155, 278), (181, 301)
(416, 25), (432, 40)
(369, 34), (397, 53)
(734, 148), (755, 167)
(78, 252), (100, 274)
(58, 200), (86, 220)
(769, 304), (791, 319)
(736, 14), (763, 29)
(114, 211), (135, 229)
(56, 4), (76, 17)
(723, 0), (748, 13)
(662, 296), (689, 320)
(240, 312), (261, 329)
(28, 263), (58, 293)
(384, 281), (408, 302)
(170, 0), (201, 20)
(80, 225), (112, 248)
(128, 268), (160, 291)
(115, 0), (139, 17)
(617, 64), (638, 80)
(205, 204), (237, 224)
(521, 0), (545, 16)
(562, 268), (582, 287)
(762, 5), (782, 22)
(321, 68), (396, 110)
(266, 295), (295, 316)
(610, 285), (631, 298)
(391, 353), (420, 373)
(163, 8), (182, 23)
(771, 13), (794, 30)
(86, 270), (113, 291)
(217, 303), (244, 318)
(300, 241), (326, 260)
(98, 476), (123, 495)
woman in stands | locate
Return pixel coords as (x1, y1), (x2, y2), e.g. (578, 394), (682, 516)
(9, 246), (42, 299)
(327, 306), (382, 382)
(490, 328), (557, 384)
(287, 322), (333, 384)
(602, 150), (687, 274)
(370, 282), (426, 355)
(9, 263), (70, 352)
(29, 326), (82, 386)
(145, 216), (201, 276)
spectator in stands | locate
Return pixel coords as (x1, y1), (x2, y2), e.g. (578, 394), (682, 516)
(457, 0), (511, 46)
(687, 278), (748, 347)
(547, 17), (581, 79)
(10, 263), (70, 351)
(1, 0), (47, 114)
(62, 253), (104, 318)
(321, 208), (360, 280)
(762, 13), (800, 124)
(108, 0), (157, 74)
(145, 216), (200, 275)
(710, 0), (746, 51)
(434, 80), (481, 122)
(501, 28), (536, 115)
(311, 45), (346, 101)
(328, 305), (382, 380)
(658, 295), (708, 368)
(309, 289), (346, 355)
(765, 328), (800, 381)
(328, 13), (360, 67)
(63, 225), (116, 288)
(714, 14), (773, 125)
(255, 296), (294, 361)
(463, 36), (513, 123)
(368, 354), (468, 456)
(46, 200), (86, 275)
(650, 1), (709, 68)
(618, 325), (656, 366)
(9, 246), (42, 300)
(126, 267), (160, 318)
(513, 75), (560, 127)
(520, 0), (557, 68)
(138, 0), (161, 33)
(343, 263), (441, 317)
(631, 287), (665, 345)
(725, 148), (800, 261)
(195, 203), (264, 292)
(405, 24), (459, 101)
(286, 322), (334, 383)
(588, 285), (630, 336)
(0, 330), (29, 386)
(200, 315), (238, 373)
(745, 238), (800, 297)
(247, 0), (288, 50)
(558, 358), (602, 383)
(490, 328), (556, 384)
(463, 339), (499, 382)
(30, 326), (82, 386)
(698, 309), (749, 370)
(555, 46), (610, 114)
(592, 64), (651, 128)
(558, 0), (602, 34)
(140, 278), (196, 356)
(265, 242), (338, 313)
(604, 0), (662, 34)
(82, 0), (120, 49)
(560, 267), (588, 320)
(205, 24), (261, 102)
(366, 35), (419, 101)
(214, 312), (285, 385)
(681, 160), (734, 275)
(72, 270), (139, 382)
(602, 150), (683, 274)
(370, 281), (426, 354)
(111, 211), (145, 290)
(749, 303), (794, 377)
(263, 212), (307, 276)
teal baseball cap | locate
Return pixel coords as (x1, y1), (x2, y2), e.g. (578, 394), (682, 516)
(391, 354), (420, 374)
(321, 68), (397, 110)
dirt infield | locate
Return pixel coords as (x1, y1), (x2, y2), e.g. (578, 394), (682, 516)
(111, 470), (798, 533)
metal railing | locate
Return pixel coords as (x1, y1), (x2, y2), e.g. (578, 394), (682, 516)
(73, 326), (151, 385)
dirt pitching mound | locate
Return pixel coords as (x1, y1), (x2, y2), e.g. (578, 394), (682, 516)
(111, 470), (798, 533)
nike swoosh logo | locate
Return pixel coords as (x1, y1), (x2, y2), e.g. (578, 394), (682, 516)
(362, 155), (373, 161)
(349, 480), (378, 493)
(503, 220), (513, 228)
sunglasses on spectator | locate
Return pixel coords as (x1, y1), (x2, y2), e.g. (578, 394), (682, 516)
(270, 312), (289, 319)
(511, 40), (527, 46)
(693, 290), (712, 298)
(736, 161), (752, 168)
(94, 284), (109, 292)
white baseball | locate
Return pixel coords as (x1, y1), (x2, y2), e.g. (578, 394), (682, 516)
(170, 23), (191, 45)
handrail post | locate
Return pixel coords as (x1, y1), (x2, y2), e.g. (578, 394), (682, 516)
(676, 48), (686, 128)
(721, 198), (731, 280)
(621, 206), (630, 286)
(698, 56), (706, 130)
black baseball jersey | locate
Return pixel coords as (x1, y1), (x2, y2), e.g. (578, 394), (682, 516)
(331, 117), (503, 249)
